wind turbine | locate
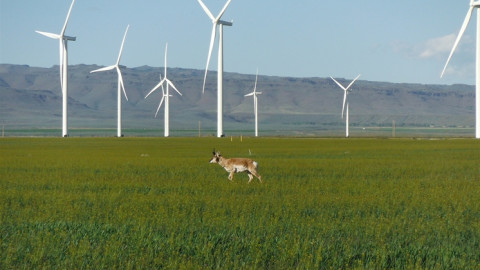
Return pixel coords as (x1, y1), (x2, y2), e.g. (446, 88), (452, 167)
(330, 75), (361, 138)
(90, 25), (130, 138)
(197, 0), (233, 137)
(441, 0), (480, 138)
(145, 43), (182, 137)
(36, 0), (76, 137)
(244, 69), (262, 137)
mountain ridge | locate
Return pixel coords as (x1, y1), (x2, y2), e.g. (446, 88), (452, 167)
(0, 64), (475, 136)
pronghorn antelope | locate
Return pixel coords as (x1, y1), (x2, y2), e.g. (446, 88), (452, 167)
(209, 150), (262, 183)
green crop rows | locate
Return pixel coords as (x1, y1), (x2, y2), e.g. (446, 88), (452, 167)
(1, 138), (479, 269)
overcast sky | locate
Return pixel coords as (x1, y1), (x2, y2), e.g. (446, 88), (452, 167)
(0, 0), (477, 85)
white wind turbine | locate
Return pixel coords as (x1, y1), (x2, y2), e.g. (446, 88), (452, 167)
(145, 43), (182, 137)
(90, 25), (130, 138)
(197, 0), (233, 138)
(36, 0), (76, 137)
(244, 69), (262, 137)
(441, 0), (480, 138)
(330, 75), (361, 138)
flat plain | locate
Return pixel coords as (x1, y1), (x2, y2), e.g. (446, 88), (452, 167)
(1, 137), (479, 268)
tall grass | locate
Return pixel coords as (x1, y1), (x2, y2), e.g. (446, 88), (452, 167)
(1, 138), (479, 268)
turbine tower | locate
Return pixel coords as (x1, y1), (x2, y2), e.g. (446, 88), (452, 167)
(197, 0), (233, 137)
(244, 69), (262, 137)
(441, 0), (480, 138)
(91, 25), (130, 138)
(145, 43), (182, 137)
(36, 0), (76, 137)
(330, 75), (361, 138)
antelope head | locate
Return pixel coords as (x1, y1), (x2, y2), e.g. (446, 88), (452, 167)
(209, 149), (222, 163)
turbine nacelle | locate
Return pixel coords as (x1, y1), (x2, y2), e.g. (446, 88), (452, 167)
(63, 35), (76, 41)
(218, 20), (233, 26)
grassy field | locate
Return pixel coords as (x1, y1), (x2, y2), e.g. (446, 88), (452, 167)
(1, 137), (479, 269)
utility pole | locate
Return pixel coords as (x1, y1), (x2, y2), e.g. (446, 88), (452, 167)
(392, 120), (396, 138)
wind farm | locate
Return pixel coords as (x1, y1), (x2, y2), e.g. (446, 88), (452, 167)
(5, 1), (477, 138)
(2, 2), (480, 269)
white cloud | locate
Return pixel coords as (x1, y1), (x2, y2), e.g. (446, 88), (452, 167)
(418, 34), (457, 59)
(392, 33), (473, 60)
(442, 62), (475, 79)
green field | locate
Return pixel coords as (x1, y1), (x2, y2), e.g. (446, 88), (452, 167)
(1, 137), (479, 268)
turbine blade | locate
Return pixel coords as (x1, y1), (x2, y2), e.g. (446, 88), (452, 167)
(117, 68), (128, 101)
(346, 74), (361, 90)
(256, 92), (262, 95)
(218, 20), (233, 26)
(90, 65), (115, 73)
(441, 6), (474, 78)
(254, 69), (258, 93)
(160, 76), (166, 95)
(330, 77), (347, 91)
(155, 96), (166, 118)
(36, 31), (60, 39)
(145, 81), (164, 99)
(217, 0), (233, 21)
(245, 92), (254, 97)
(116, 25), (130, 66)
(203, 23), (217, 93)
(167, 80), (182, 96)
(197, 0), (215, 21)
(59, 40), (64, 91)
(342, 91), (347, 119)
(164, 43), (168, 79)
(61, 0), (76, 36)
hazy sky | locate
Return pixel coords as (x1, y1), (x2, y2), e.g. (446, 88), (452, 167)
(0, 0), (477, 85)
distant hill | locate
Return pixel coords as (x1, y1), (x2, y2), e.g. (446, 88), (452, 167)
(0, 64), (475, 136)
